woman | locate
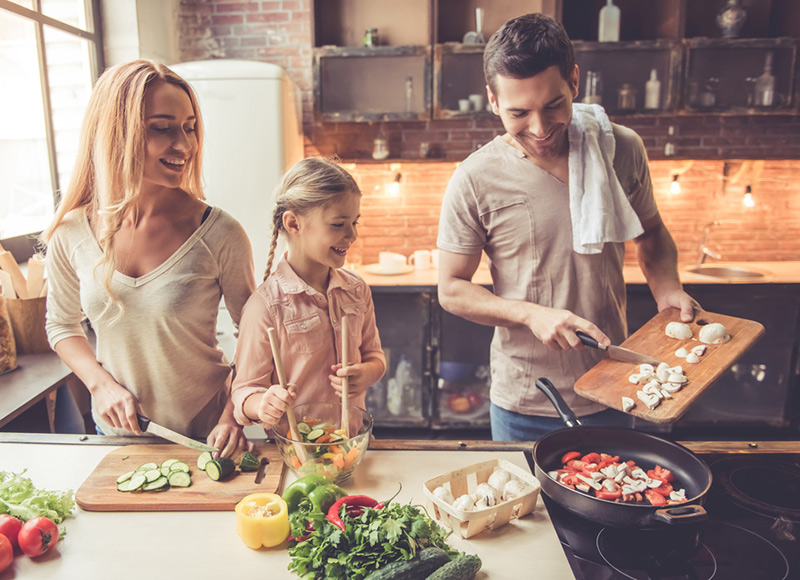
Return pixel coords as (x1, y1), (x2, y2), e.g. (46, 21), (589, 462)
(43, 60), (256, 456)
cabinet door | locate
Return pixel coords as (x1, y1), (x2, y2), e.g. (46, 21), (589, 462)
(430, 296), (493, 429)
(367, 291), (431, 427)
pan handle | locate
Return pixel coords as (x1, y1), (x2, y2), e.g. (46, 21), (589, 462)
(535, 378), (582, 428)
(652, 504), (708, 525)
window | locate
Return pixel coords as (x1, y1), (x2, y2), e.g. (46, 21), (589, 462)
(0, 0), (102, 257)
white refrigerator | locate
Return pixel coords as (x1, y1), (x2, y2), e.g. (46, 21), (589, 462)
(170, 59), (303, 275)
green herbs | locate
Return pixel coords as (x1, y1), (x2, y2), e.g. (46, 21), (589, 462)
(0, 470), (75, 537)
(288, 500), (457, 580)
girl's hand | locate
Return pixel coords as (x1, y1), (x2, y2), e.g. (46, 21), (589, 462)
(91, 379), (142, 434)
(207, 419), (253, 459)
(329, 363), (371, 399)
(255, 383), (297, 428)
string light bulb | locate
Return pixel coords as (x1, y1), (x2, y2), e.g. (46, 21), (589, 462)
(670, 174), (681, 194)
(387, 172), (402, 196)
(743, 185), (755, 208)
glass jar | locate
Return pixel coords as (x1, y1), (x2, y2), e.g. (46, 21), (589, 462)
(364, 28), (378, 47)
(0, 296), (17, 374)
(617, 83), (636, 111)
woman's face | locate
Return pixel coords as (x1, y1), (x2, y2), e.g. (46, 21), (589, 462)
(292, 193), (361, 272)
(142, 80), (198, 192)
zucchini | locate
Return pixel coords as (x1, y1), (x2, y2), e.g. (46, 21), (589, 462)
(142, 476), (169, 491)
(161, 458), (179, 468)
(137, 462), (158, 472)
(169, 461), (191, 473)
(196, 451), (213, 471)
(116, 471), (135, 484)
(167, 471), (192, 487)
(205, 457), (236, 481)
(160, 466), (171, 477)
(306, 428), (325, 442)
(297, 421), (311, 435)
(238, 451), (260, 472)
(117, 473), (147, 492)
(364, 547), (450, 580)
(425, 554), (482, 580)
(143, 469), (162, 483)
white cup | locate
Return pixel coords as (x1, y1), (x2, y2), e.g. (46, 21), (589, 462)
(458, 99), (470, 113)
(408, 249), (432, 270)
(378, 251), (407, 274)
(468, 93), (484, 111)
(431, 249), (440, 269)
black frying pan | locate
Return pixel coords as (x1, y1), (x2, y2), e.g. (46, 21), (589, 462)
(528, 378), (712, 528)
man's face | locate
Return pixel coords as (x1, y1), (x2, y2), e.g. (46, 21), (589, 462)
(488, 65), (579, 161)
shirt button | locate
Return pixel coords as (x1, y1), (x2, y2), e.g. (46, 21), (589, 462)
(301, 323), (307, 329)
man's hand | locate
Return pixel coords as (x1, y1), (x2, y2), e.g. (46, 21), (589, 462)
(655, 289), (701, 322)
(523, 303), (610, 351)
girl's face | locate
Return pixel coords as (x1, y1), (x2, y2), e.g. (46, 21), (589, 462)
(292, 193), (361, 273)
(142, 80), (198, 193)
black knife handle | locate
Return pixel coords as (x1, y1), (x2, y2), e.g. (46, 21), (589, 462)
(136, 414), (150, 431)
(576, 331), (603, 350)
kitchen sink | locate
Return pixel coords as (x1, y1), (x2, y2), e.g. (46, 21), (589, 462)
(683, 265), (768, 279)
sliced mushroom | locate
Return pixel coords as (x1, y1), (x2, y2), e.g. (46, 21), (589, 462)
(621, 396), (635, 412)
(691, 344), (707, 356)
(665, 321), (693, 340)
(685, 352), (701, 364)
(675, 347), (690, 358)
(699, 322), (731, 345)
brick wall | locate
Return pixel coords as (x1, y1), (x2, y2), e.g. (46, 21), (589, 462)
(177, 0), (800, 264)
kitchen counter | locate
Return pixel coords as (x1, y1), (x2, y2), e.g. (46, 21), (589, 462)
(0, 435), (573, 580)
(357, 261), (800, 287)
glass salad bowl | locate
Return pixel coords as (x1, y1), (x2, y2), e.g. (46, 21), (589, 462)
(273, 402), (373, 484)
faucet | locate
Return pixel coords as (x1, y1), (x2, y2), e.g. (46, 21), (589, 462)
(697, 220), (722, 265)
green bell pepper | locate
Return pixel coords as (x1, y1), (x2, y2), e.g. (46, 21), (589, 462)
(282, 474), (347, 514)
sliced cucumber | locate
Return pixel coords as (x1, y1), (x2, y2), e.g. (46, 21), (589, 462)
(116, 471), (135, 484)
(137, 462), (158, 472)
(143, 469), (162, 483)
(161, 458), (179, 468)
(238, 451), (260, 472)
(142, 476), (169, 491)
(160, 466), (172, 477)
(297, 421), (311, 435)
(306, 428), (325, 442)
(117, 473), (147, 492)
(169, 461), (190, 473)
(197, 451), (213, 471)
(205, 457), (236, 481)
(167, 471), (192, 487)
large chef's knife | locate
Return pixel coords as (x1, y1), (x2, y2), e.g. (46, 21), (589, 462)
(576, 331), (663, 366)
(137, 415), (218, 453)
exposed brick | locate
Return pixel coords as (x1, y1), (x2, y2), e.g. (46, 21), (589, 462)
(211, 14), (244, 25)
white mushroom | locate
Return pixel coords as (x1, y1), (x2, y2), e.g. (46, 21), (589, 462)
(452, 494), (475, 512)
(699, 322), (731, 344)
(502, 479), (528, 502)
(639, 363), (655, 376)
(665, 321), (693, 340)
(661, 382), (683, 393)
(656, 362), (672, 382)
(685, 353), (701, 364)
(487, 469), (511, 493)
(432, 485), (454, 505)
(675, 347), (690, 358)
(621, 396), (635, 412)
(660, 388), (673, 399)
(667, 373), (688, 384)
(691, 344), (707, 356)
(637, 390), (661, 410)
(628, 373), (642, 384)
(671, 365), (684, 375)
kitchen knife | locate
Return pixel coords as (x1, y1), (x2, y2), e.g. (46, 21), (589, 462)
(137, 415), (218, 453)
(576, 331), (663, 366)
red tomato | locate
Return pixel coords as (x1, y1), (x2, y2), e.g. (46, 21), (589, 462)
(0, 515), (21, 551)
(651, 483), (674, 497)
(644, 489), (667, 506)
(581, 452), (601, 464)
(0, 533), (12, 573)
(649, 465), (676, 483)
(18, 517), (59, 558)
(561, 451), (581, 464)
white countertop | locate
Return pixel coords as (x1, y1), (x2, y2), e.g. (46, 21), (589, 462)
(2, 441), (573, 580)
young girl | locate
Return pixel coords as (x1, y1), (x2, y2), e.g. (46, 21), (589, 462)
(231, 158), (385, 427)
(44, 60), (255, 456)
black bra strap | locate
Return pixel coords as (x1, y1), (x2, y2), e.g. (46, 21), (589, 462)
(201, 206), (212, 223)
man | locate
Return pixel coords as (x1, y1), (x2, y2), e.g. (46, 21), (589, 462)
(436, 13), (696, 441)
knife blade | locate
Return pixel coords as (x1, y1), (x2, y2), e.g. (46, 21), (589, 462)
(577, 331), (663, 366)
(137, 415), (218, 453)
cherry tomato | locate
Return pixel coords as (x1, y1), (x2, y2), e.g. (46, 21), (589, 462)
(0, 533), (12, 573)
(561, 451), (581, 464)
(0, 515), (22, 551)
(18, 517), (59, 558)
(644, 489), (667, 506)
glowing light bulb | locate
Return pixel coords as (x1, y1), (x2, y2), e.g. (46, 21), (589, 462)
(670, 174), (681, 194)
(743, 185), (755, 208)
(387, 172), (402, 196)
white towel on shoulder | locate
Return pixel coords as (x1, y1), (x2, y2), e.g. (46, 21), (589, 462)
(568, 103), (643, 254)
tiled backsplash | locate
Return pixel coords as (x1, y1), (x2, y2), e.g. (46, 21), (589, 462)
(346, 159), (800, 266)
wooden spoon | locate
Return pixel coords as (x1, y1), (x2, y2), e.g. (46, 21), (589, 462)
(340, 315), (350, 438)
(266, 327), (308, 463)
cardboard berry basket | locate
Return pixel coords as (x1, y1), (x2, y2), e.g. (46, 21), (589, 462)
(422, 458), (540, 539)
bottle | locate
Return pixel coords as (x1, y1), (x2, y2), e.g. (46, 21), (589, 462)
(644, 69), (661, 110)
(753, 52), (775, 107)
(405, 76), (414, 112)
(664, 125), (676, 157)
(598, 0), (620, 42)
(582, 70), (603, 105)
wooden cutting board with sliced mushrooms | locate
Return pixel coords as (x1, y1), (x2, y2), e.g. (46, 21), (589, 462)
(574, 309), (765, 424)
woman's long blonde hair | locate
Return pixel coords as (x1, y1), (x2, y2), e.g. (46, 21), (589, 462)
(264, 157), (360, 280)
(41, 59), (204, 314)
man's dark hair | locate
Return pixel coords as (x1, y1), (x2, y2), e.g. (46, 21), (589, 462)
(484, 13), (576, 95)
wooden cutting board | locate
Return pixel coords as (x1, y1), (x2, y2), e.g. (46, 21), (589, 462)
(76, 443), (285, 512)
(574, 309), (764, 424)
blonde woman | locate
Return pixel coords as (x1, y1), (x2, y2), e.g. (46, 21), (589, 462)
(43, 60), (255, 456)
(231, 158), (385, 428)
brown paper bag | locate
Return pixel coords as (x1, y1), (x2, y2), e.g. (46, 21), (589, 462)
(0, 296), (17, 372)
(6, 296), (51, 354)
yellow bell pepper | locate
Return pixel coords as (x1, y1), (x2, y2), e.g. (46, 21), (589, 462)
(235, 493), (290, 549)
